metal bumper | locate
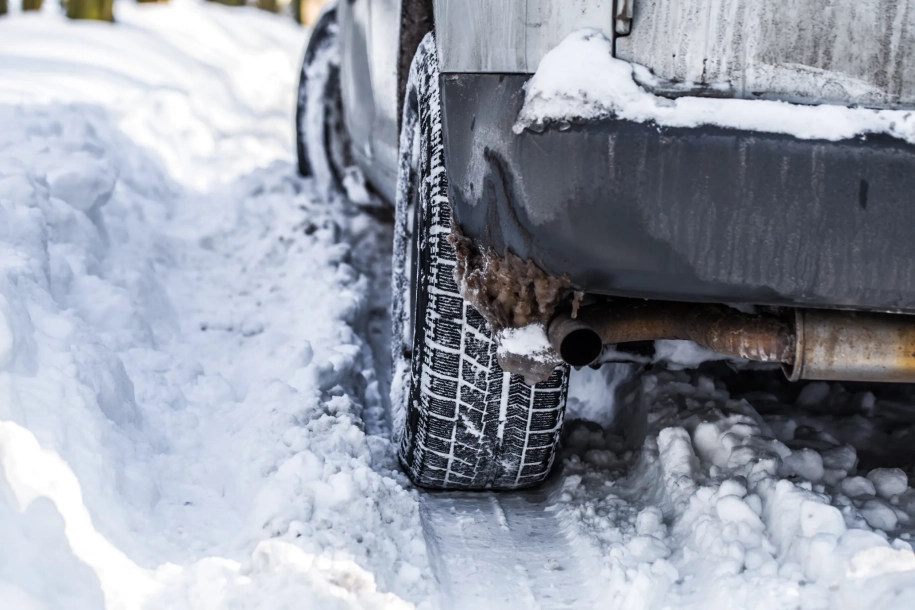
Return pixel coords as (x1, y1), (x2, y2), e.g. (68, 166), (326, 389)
(440, 73), (915, 313)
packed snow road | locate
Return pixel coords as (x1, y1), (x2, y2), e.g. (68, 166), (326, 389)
(3, 3), (915, 610)
(420, 487), (605, 610)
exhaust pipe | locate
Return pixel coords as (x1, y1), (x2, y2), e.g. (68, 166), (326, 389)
(548, 302), (795, 368)
(548, 302), (915, 383)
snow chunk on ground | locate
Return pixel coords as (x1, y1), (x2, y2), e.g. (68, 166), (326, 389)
(515, 29), (915, 145)
(555, 368), (915, 609)
(868, 468), (909, 500)
(860, 500), (900, 531)
(800, 501), (846, 538)
(842, 476), (878, 500)
(783, 447), (826, 482)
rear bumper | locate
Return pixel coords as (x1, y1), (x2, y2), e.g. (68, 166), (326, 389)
(440, 73), (915, 313)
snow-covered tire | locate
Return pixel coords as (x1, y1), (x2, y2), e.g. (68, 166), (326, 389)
(392, 34), (570, 491)
(295, 3), (355, 198)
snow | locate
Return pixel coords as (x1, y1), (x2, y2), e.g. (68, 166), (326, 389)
(3, 3), (915, 610)
(560, 368), (915, 609)
(496, 324), (552, 360)
(0, 3), (431, 609)
(868, 468), (909, 500)
(515, 29), (915, 145)
(841, 476), (877, 500)
(653, 340), (733, 370)
(860, 499), (900, 532)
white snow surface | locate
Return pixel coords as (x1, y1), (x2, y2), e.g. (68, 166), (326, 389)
(0, 3), (430, 609)
(515, 29), (915, 144)
(496, 324), (552, 361)
(3, 4), (915, 610)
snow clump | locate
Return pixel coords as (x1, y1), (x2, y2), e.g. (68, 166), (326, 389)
(557, 368), (915, 609)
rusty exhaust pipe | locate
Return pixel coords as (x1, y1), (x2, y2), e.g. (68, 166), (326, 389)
(548, 302), (915, 383)
(548, 302), (795, 368)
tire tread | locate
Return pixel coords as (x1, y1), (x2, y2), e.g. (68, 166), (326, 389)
(393, 35), (569, 490)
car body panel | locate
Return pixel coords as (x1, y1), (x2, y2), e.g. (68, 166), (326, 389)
(333, 1), (915, 314)
(432, 0), (616, 73)
(431, 0), (915, 112)
(339, 0), (400, 202)
(344, 0), (915, 203)
(618, 0), (915, 110)
(338, 0), (374, 162)
(368, 0), (401, 178)
(441, 74), (915, 312)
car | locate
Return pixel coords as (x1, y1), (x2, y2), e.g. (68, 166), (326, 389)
(296, 0), (915, 491)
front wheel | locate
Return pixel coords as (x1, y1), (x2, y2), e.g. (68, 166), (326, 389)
(391, 34), (570, 491)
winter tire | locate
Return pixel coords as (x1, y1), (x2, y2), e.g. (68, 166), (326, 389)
(295, 3), (357, 198)
(391, 34), (570, 491)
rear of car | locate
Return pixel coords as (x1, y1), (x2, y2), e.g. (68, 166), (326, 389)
(298, 0), (915, 491)
(439, 0), (915, 316)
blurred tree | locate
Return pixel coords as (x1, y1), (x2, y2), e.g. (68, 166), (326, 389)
(23, 0), (43, 9)
(256, 0), (278, 12)
(137, 0), (169, 3)
(293, 0), (328, 25)
(207, 0), (246, 6)
(0, 0), (7, 16)
(66, 0), (114, 20)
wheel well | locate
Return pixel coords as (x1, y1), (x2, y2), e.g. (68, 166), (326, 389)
(397, 0), (435, 134)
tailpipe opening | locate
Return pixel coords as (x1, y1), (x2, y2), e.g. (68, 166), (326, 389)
(558, 328), (603, 368)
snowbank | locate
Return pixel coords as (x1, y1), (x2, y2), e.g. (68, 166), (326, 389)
(0, 3), (431, 609)
(515, 29), (915, 145)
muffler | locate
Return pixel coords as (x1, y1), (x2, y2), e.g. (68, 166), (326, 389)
(548, 302), (915, 383)
(786, 309), (915, 383)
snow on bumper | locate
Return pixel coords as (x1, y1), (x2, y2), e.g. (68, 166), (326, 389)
(514, 29), (915, 144)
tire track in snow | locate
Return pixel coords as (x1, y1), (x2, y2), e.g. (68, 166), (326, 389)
(358, 199), (602, 609)
(419, 484), (604, 610)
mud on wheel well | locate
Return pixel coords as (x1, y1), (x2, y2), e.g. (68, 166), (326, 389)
(398, 0), (435, 135)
